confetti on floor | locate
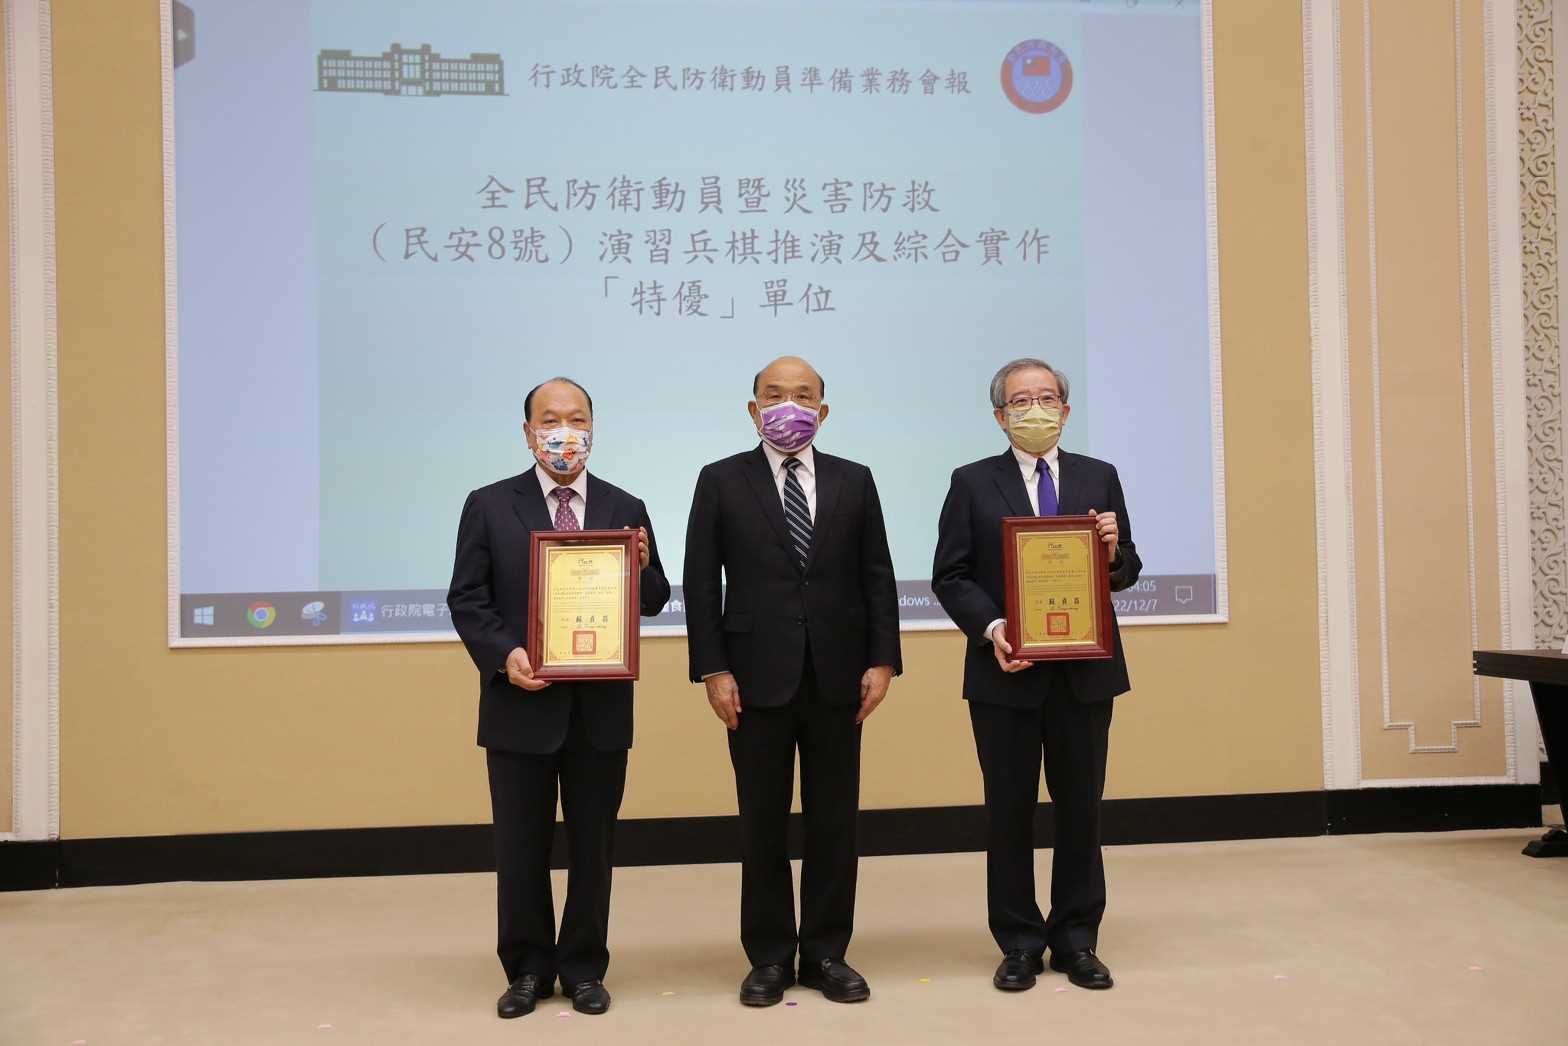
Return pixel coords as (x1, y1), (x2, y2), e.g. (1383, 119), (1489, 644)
(661, 991), (676, 996)
(317, 1024), (334, 1030)
(917, 977), (931, 984)
(1468, 965), (1484, 972)
(557, 1011), (572, 1018)
(786, 1001), (798, 1007)
(1273, 974), (1288, 981)
(1055, 987), (1068, 993)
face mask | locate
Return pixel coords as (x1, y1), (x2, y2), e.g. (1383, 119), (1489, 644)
(531, 425), (591, 475)
(1006, 403), (1061, 456)
(757, 400), (820, 454)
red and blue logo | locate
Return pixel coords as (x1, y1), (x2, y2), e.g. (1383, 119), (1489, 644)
(1002, 40), (1073, 114)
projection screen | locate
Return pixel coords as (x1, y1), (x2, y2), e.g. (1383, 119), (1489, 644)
(164, 0), (1225, 646)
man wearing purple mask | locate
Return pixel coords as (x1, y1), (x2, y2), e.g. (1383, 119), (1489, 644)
(684, 355), (902, 1009)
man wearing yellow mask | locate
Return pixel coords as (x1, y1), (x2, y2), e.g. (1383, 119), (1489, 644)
(932, 357), (1141, 994)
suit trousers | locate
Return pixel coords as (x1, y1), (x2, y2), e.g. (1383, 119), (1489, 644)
(968, 683), (1114, 957)
(486, 697), (628, 988)
(726, 655), (862, 967)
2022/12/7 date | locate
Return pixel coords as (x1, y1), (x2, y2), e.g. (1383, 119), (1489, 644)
(1112, 577), (1157, 615)
(1112, 597), (1160, 614)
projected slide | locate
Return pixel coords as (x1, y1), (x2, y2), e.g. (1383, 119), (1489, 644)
(167, 0), (1223, 645)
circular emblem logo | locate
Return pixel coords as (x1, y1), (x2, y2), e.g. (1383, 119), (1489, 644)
(1001, 39), (1073, 114)
(246, 601), (277, 629)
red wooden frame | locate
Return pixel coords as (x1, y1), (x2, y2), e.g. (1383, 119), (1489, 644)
(1001, 514), (1114, 662)
(527, 529), (641, 681)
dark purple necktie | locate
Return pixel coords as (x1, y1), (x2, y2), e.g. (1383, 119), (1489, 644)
(1036, 460), (1057, 516)
(552, 488), (581, 531)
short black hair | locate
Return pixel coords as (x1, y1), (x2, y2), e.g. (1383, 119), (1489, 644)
(524, 377), (594, 424)
(752, 366), (826, 398)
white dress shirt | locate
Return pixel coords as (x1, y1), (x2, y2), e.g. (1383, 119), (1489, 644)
(502, 466), (589, 677)
(1011, 443), (1059, 516)
(761, 442), (817, 520)
(986, 445), (1061, 642)
(535, 463), (588, 524)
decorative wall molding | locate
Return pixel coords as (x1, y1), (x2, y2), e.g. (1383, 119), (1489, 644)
(1521, 0), (1565, 652)
(1365, 0), (1485, 755)
(1490, 0), (1535, 780)
(1307, 0), (1534, 786)
(1492, 0), (1542, 774)
(4, 0), (60, 842)
(1304, 0), (1363, 789)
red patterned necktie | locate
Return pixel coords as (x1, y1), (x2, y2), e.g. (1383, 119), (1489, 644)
(552, 487), (581, 531)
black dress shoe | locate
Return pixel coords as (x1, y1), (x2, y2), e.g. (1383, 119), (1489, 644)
(798, 958), (871, 1003)
(1050, 949), (1114, 990)
(993, 950), (1046, 991)
(496, 973), (553, 1018)
(740, 963), (795, 1007)
(566, 980), (611, 1015)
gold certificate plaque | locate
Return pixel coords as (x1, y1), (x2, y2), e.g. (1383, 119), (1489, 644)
(1001, 514), (1114, 661)
(527, 529), (641, 681)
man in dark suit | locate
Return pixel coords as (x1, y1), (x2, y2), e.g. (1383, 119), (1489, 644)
(932, 357), (1141, 993)
(684, 355), (902, 1008)
(448, 377), (670, 1019)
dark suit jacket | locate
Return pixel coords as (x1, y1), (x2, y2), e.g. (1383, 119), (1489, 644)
(684, 446), (902, 707)
(932, 449), (1141, 706)
(447, 470), (670, 754)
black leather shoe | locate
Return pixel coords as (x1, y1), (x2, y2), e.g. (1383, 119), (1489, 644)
(798, 958), (871, 1003)
(740, 964), (795, 1007)
(566, 980), (611, 1015)
(1050, 949), (1114, 990)
(496, 973), (553, 1018)
(993, 951), (1046, 991)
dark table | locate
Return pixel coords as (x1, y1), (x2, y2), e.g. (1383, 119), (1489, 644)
(1473, 650), (1568, 857)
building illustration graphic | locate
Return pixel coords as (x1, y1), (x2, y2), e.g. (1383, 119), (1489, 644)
(317, 43), (504, 97)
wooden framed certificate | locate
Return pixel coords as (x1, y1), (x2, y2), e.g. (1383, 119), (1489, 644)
(527, 529), (640, 681)
(1002, 514), (1114, 662)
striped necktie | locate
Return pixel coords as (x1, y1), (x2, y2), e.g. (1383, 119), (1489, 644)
(781, 457), (813, 569)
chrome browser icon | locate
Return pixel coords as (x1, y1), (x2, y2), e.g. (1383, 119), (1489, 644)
(246, 601), (277, 629)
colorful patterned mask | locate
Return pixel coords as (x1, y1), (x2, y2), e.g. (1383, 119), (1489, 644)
(531, 425), (591, 475)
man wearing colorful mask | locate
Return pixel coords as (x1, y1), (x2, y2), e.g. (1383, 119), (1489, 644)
(447, 377), (670, 1020)
(932, 357), (1141, 994)
(684, 355), (902, 1008)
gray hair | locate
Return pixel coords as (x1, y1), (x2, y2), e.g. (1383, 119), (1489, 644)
(989, 358), (1070, 409)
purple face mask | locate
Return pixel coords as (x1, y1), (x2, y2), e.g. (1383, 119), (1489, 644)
(757, 400), (820, 453)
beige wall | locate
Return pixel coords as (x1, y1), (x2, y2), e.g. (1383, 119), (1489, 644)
(1, 10), (13, 836)
(50, 1), (1323, 840)
(1338, 0), (1510, 780)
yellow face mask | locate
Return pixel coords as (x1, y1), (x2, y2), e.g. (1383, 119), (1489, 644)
(1006, 403), (1061, 456)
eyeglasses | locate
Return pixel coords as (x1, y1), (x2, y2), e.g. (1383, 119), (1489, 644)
(758, 391), (821, 406)
(1004, 393), (1062, 411)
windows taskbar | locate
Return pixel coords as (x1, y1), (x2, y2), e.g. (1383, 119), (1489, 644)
(177, 575), (1219, 641)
